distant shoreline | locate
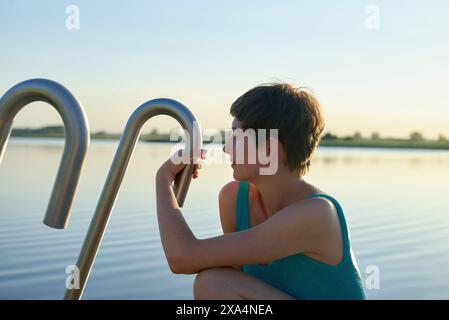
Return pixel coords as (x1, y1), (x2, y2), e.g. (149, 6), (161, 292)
(318, 139), (449, 151)
(10, 126), (449, 151)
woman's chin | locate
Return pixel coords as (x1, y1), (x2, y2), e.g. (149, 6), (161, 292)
(232, 167), (241, 180)
(232, 168), (250, 181)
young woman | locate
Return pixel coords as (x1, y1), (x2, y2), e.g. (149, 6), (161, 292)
(156, 83), (367, 300)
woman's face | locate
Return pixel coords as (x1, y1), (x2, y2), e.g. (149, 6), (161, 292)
(222, 118), (268, 181)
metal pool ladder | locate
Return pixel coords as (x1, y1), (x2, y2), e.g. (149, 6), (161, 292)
(0, 79), (201, 300)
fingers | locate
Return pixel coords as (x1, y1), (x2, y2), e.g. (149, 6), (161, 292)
(176, 148), (207, 161)
(173, 148), (207, 179)
(192, 160), (203, 179)
(192, 148), (206, 179)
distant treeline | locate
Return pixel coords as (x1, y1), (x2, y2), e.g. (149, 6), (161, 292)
(10, 126), (449, 150)
(11, 126), (66, 137)
(319, 131), (449, 150)
(10, 126), (168, 142)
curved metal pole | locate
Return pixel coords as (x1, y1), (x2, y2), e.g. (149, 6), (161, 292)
(64, 98), (202, 300)
(0, 79), (90, 229)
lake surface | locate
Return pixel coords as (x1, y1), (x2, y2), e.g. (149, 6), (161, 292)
(1, 138), (449, 299)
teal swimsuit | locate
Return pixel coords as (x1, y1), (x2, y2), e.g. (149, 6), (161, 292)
(236, 181), (367, 300)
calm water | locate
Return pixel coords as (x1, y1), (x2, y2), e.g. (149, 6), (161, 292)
(1, 137), (449, 299)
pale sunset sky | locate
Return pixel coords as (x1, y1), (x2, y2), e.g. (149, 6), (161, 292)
(1, 0), (448, 139)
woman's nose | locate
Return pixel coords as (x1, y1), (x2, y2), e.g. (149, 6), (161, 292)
(222, 143), (228, 154)
(222, 137), (231, 155)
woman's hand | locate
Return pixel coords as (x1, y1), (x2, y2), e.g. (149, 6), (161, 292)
(157, 148), (207, 182)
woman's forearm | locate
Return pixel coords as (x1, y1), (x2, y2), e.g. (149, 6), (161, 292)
(155, 170), (197, 272)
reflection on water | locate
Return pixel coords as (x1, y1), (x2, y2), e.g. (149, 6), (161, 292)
(1, 137), (449, 299)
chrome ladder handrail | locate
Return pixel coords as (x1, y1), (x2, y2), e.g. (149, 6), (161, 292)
(0, 79), (90, 229)
(64, 98), (202, 300)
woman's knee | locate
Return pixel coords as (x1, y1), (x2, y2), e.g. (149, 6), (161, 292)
(193, 267), (231, 299)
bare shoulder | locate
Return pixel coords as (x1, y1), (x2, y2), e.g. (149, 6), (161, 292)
(218, 181), (240, 207)
(300, 194), (344, 264)
(300, 193), (340, 223)
(272, 192), (341, 238)
(298, 183), (339, 224)
(302, 194), (343, 246)
(218, 181), (240, 234)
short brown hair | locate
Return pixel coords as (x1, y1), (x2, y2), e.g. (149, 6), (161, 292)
(230, 83), (325, 176)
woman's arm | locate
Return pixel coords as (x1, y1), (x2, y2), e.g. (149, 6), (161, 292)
(156, 149), (339, 275)
(156, 170), (198, 273)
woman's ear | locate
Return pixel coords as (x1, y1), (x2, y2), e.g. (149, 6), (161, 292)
(265, 137), (270, 155)
(258, 136), (281, 176)
(267, 136), (281, 157)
